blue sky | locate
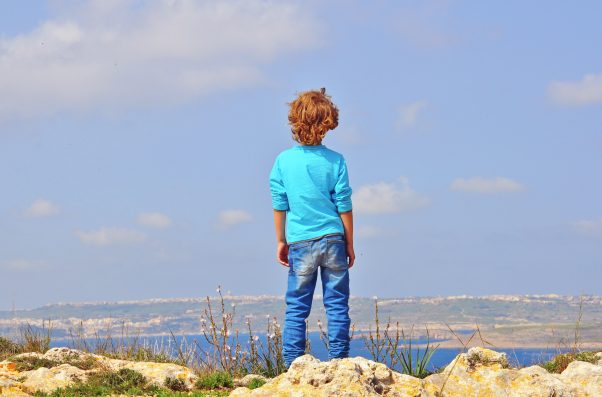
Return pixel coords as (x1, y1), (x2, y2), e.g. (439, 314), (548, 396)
(1, 1), (601, 309)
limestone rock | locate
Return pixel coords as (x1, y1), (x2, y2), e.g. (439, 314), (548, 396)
(230, 354), (424, 396)
(0, 347), (199, 394)
(98, 357), (198, 389)
(42, 347), (92, 363)
(466, 346), (509, 368)
(230, 347), (602, 397)
(20, 363), (87, 394)
(0, 360), (19, 372)
(3, 346), (602, 396)
(595, 351), (602, 365)
(0, 359), (26, 396)
(421, 346), (569, 396)
(234, 374), (269, 387)
(0, 386), (32, 397)
(39, 347), (198, 389)
(560, 360), (602, 396)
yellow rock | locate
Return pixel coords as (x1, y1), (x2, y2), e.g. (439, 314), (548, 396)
(229, 348), (602, 397)
(0, 361), (18, 372)
(0, 385), (32, 397)
(1, 347), (200, 394)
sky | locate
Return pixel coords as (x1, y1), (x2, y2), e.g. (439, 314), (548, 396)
(1, 0), (601, 309)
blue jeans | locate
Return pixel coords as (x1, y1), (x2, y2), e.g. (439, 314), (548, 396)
(283, 233), (351, 367)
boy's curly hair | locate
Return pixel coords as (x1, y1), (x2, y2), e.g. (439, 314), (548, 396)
(288, 88), (339, 145)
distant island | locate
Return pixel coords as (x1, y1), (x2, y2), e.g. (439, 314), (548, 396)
(2, 294), (601, 348)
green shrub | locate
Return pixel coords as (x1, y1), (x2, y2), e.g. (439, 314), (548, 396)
(11, 356), (58, 371)
(195, 371), (233, 390)
(152, 391), (230, 397)
(541, 350), (602, 373)
(248, 377), (266, 389)
(164, 376), (188, 391)
(34, 368), (149, 396)
(87, 368), (148, 392)
(35, 384), (113, 396)
(64, 355), (99, 370)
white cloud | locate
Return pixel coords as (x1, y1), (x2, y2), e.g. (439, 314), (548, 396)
(0, 259), (45, 270)
(450, 177), (524, 194)
(217, 209), (253, 230)
(353, 177), (430, 215)
(396, 100), (428, 129)
(137, 212), (172, 229)
(356, 225), (382, 239)
(75, 227), (147, 246)
(573, 218), (602, 235)
(0, 1), (320, 121)
(548, 73), (602, 106)
(25, 198), (59, 218)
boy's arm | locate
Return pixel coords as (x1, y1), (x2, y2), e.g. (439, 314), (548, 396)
(340, 210), (355, 268)
(273, 210), (289, 267)
(270, 157), (289, 267)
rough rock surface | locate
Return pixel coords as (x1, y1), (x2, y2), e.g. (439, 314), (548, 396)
(20, 364), (88, 393)
(230, 347), (602, 397)
(230, 354), (422, 397)
(2, 346), (601, 396)
(0, 347), (199, 396)
(234, 374), (269, 388)
(559, 360), (602, 396)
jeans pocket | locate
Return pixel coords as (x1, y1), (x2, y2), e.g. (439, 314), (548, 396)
(324, 239), (348, 270)
(288, 243), (315, 276)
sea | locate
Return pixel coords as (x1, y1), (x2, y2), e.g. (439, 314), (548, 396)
(51, 332), (568, 371)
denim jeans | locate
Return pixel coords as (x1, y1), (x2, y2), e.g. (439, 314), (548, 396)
(283, 233), (351, 367)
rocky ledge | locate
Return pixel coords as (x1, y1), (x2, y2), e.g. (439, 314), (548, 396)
(230, 347), (602, 397)
(2, 347), (601, 396)
(0, 347), (198, 396)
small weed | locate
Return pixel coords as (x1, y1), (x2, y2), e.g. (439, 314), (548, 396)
(0, 336), (23, 358)
(198, 286), (286, 377)
(363, 298), (439, 378)
(195, 371), (233, 390)
(20, 321), (52, 353)
(540, 350), (602, 373)
(538, 295), (601, 373)
(248, 377), (266, 389)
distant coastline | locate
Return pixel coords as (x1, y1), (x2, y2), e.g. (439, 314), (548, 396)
(2, 294), (601, 350)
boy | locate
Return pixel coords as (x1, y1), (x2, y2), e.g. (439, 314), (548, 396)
(269, 87), (355, 368)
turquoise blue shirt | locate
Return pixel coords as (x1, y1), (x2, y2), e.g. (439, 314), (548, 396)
(269, 144), (352, 243)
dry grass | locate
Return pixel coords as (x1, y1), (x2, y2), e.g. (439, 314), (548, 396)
(363, 298), (439, 378)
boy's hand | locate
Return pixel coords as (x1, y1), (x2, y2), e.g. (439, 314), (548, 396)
(347, 242), (355, 268)
(277, 241), (289, 267)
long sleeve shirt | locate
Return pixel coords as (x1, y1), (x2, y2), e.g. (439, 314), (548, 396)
(269, 144), (352, 243)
